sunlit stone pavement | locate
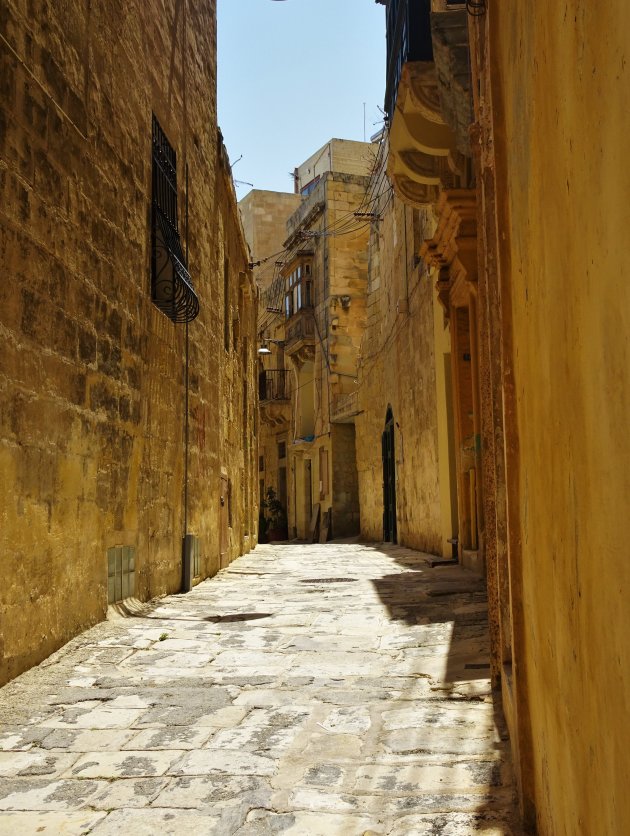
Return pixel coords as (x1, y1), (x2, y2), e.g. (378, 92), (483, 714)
(0, 541), (522, 835)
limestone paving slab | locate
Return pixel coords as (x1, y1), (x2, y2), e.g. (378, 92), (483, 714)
(123, 725), (214, 751)
(171, 748), (277, 777)
(88, 808), (224, 835)
(150, 774), (272, 808)
(0, 541), (522, 834)
(0, 778), (102, 811)
(67, 750), (185, 779)
(235, 809), (386, 835)
(85, 778), (168, 811)
(205, 706), (314, 755)
(37, 729), (138, 752)
(0, 750), (79, 779)
(389, 811), (522, 835)
(36, 705), (145, 730)
(0, 810), (106, 835)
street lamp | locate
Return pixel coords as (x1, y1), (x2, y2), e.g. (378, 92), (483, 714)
(257, 339), (285, 355)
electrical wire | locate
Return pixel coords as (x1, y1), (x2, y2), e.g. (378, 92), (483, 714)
(256, 132), (394, 362)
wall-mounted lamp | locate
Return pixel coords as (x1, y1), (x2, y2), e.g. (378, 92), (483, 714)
(257, 338), (285, 355)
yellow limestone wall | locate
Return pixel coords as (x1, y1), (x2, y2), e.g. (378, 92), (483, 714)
(0, 0), (257, 685)
(217, 148), (259, 564)
(239, 189), (302, 293)
(491, 3), (630, 832)
(284, 165), (371, 540)
(356, 195), (456, 555)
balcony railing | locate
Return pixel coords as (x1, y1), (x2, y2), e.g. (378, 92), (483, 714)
(285, 310), (316, 351)
(331, 390), (360, 423)
(259, 369), (290, 402)
(384, 0), (433, 119)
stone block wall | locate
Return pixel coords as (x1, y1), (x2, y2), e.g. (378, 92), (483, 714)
(0, 0), (256, 685)
(239, 189), (302, 293)
(356, 193), (455, 555)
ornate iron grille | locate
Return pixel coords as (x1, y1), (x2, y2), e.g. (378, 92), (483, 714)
(151, 115), (199, 323)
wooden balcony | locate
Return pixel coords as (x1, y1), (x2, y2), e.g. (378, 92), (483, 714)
(259, 369), (290, 403)
(284, 309), (316, 361)
(259, 368), (292, 428)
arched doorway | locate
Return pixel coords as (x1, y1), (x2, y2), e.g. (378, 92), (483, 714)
(382, 407), (397, 543)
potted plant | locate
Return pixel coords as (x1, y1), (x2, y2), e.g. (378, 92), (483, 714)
(262, 487), (287, 541)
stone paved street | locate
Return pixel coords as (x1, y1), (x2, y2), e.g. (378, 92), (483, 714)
(0, 542), (522, 835)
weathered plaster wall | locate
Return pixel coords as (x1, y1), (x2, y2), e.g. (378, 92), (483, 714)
(0, 0), (256, 685)
(489, 3), (630, 832)
(356, 193), (455, 555)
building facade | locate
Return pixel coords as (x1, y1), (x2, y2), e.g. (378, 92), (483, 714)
(246, 141), (374, 542)
(355, 134), (458, 557)
(283, 141), (373, 542)
(379, 0), (630, 833)
(0, 0), (257, 685)
(239, 189), (301, 534)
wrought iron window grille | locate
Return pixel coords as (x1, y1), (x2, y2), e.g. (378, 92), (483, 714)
(151, 115), (199, 323)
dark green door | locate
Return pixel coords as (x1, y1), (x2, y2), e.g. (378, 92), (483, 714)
(382, 408), (397, 543)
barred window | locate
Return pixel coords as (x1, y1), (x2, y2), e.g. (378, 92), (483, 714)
(151, 115), (199, 323)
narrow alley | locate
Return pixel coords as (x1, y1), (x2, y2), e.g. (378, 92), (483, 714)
(0, 542), (520, 835)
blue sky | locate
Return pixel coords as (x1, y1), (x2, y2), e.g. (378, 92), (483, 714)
(217, 0), (386, 195)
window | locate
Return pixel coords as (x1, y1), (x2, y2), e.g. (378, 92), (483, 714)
(259, 455), (264, 472)
(151, 115), (199, 323)
(284, 259), (313, 320)
(300, 175), (320, 196)
(278, 441), (287, 460)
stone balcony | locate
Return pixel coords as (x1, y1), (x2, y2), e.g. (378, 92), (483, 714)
(384, 0), (473, 208)
(331, 389), (360, 424)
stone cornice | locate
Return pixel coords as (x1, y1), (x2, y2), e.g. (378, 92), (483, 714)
(420, 189), (478, 313)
